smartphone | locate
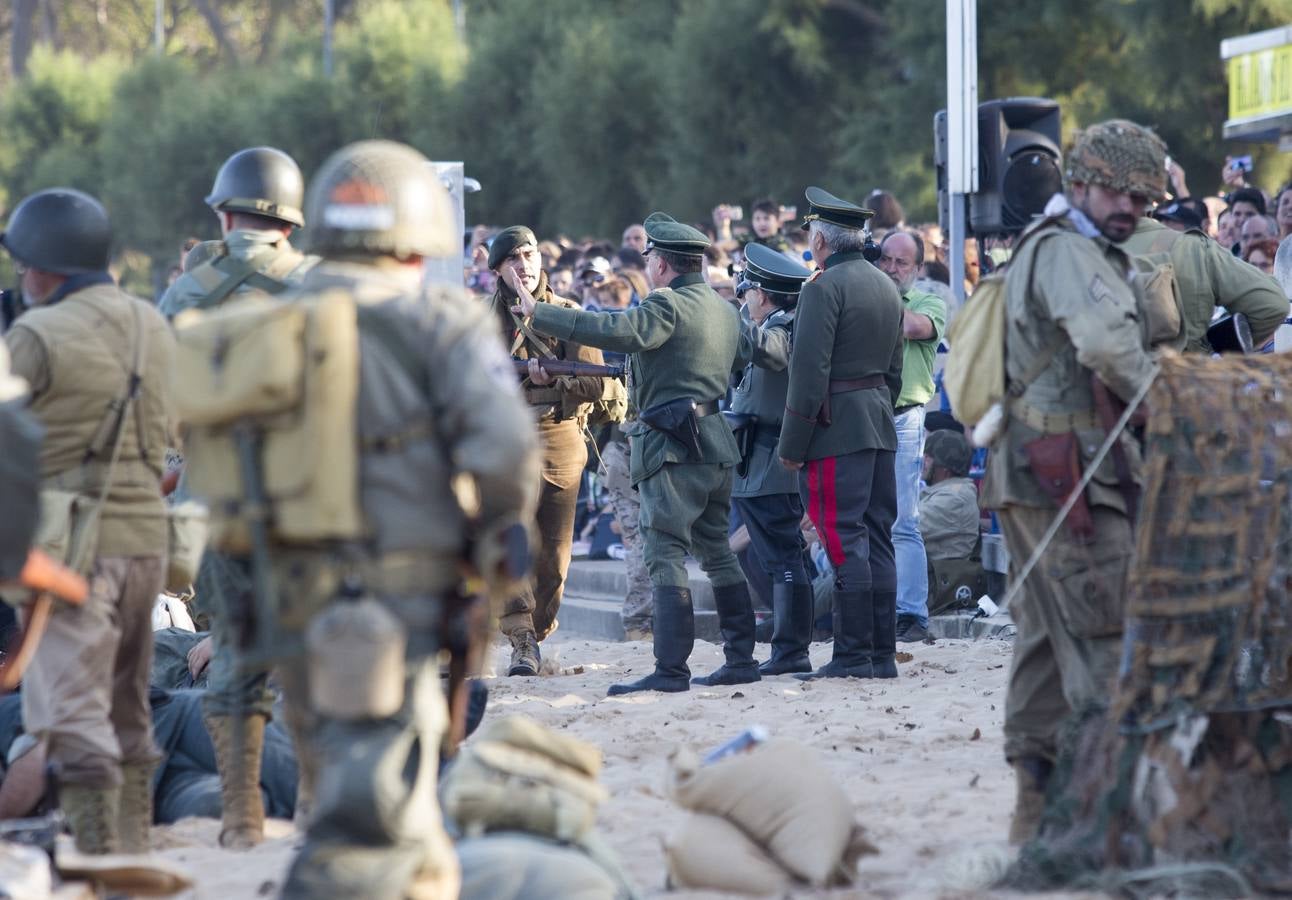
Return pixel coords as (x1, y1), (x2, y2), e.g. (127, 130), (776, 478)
(1230, 155), (1254, 174)
(729, 205), (744, 222)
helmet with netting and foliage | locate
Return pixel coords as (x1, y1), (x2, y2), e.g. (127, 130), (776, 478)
(1065, 119), (1168, 203)
(303, 140), (455, 260)
(0, 188), (112, 275)
(205, 146), (305, 228)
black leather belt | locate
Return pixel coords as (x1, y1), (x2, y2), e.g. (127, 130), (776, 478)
(894, 404), (920, 415)
(830, 374), (885, 393)
(695, 400), (720, 418)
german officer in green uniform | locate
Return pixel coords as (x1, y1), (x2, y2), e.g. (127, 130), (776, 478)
(728, 243), (815, 675)
(486, 225), (611, 677)
(158, 146), (318, 850)
(978, 120), (1161, 844)
(778, 187), (905, 681)
(512, 212), (757, 694)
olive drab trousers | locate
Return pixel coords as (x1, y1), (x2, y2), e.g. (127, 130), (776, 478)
(256, 554), (459, 900)
(499, 418), (587, 640)
(999, 505), (1130, 763)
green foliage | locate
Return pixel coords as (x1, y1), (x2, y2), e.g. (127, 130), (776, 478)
(1, 0), (1290, 292)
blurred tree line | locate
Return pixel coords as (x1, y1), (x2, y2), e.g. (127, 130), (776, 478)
(0, 0), (1289, 290)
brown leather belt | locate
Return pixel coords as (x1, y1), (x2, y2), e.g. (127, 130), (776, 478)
(829, 374), (885, 393)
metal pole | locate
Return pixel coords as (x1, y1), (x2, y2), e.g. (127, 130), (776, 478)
(323, 0), (334, 77)
(946, 0), (978, 306)
(154, 0), (164, 55)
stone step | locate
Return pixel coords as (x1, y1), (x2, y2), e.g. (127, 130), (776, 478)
(557, 593), (721, 643)
(565, 558), (716, 609)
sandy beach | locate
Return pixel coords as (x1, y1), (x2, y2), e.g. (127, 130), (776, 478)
(150, 632), (1101, 899)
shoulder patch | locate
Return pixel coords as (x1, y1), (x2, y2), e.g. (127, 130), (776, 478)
(1088, 274), (1117, 305)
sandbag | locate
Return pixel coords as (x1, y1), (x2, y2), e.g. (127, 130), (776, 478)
(458, 833), (626, 900)
(665, 813), (795, 896)
(441, 716), (607, 843)
(668, 738), (873, 886)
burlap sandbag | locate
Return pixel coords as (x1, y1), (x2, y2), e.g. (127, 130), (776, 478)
(441, 716), (607, 842)
(665, 813), (796, 896)
(668, 739), (875, 886)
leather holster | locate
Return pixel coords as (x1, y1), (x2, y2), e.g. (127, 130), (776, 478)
(1022, 432), (1095, 540)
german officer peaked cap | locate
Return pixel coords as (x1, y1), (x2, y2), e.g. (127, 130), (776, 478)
(799, 185), (874, 231)
(641, 212), (709, 257)
(742, 242), (810, 295)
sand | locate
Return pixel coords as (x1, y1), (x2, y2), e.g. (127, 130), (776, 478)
(149, 633), (1098, 899)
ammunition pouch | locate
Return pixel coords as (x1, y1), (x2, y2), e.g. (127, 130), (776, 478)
(722, 412), (758, 478)
(1022, 432), (1095, 540)
(639, 397), (715, 463)
(306, 597), (407, 720)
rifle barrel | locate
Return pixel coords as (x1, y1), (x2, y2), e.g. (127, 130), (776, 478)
(511, 359), (624, 378)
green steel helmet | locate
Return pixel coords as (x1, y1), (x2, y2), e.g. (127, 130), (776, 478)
(205, 146), (305, 227)
(0, 188), (112, 275)
(1065, 119), (1168, 203)
(303, 140), (455, 260)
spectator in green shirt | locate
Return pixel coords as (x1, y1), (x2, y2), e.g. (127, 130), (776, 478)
(877, 230), (947, 642)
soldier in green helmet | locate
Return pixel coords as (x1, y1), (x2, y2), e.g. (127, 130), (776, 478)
(235, 140), (539, 898)
(979, 118), (1162, 845)
(512, 212), (760, 695)
(159, 146), (318, 852)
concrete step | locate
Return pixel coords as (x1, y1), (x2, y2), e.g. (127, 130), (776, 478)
(565, 558), (716, 609)
(558, 593), (721, 643)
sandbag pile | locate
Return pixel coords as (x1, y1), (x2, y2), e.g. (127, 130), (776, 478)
(441, 716), (638, 900)
(665, 738), (876, 896)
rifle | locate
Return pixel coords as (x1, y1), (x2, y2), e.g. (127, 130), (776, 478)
(0, 550), (89, 691)
(512, 359), (625, 379)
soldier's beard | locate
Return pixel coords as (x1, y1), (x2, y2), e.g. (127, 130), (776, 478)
(1099, 213), (1137, 243)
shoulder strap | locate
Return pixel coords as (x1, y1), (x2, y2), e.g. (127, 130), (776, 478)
(509, 307), (559, 361)
(195, 248), (290, 309)
(1005, 222), (1068, 399)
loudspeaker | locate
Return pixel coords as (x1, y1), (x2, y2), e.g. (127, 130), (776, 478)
(934, 98), (1063, 236)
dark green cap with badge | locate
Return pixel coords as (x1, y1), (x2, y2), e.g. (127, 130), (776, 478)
(740, 242), (810, 297)
(799, 186), (875, 231)
(641, 212), (709, 258)
(488, 225), (537, 270)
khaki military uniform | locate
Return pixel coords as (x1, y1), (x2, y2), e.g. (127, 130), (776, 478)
(980, 210), (1155, 764)
(489, 273), (607, 641)
(254, 261), (539, 899)
(5, 278), (175, 789)
(919, 477), (980, 560)
(158, 229), (315, 318)
(601, 434), (652, 631)
(1122, 216), (1288, 353)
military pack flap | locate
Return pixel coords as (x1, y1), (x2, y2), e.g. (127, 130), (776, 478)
(172, 291), (363, 550)
(173, 296), (304, 425)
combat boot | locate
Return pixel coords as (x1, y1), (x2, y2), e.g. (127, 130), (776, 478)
(507, 629), (541, 677)
(871, 589), (900, 678)
(608, 586), (694, 695)
(117, 761), (156, 853)
(760, 582), (814, 675)
(62, 783), (120, 855)
(693, 582), (761, 686)
(205, 713), (266, 849)
(1009, 757), (1053, 845)
(797, 589), (874, 680)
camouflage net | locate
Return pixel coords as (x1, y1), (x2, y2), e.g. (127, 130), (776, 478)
(1004, 352), (1292, 897)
